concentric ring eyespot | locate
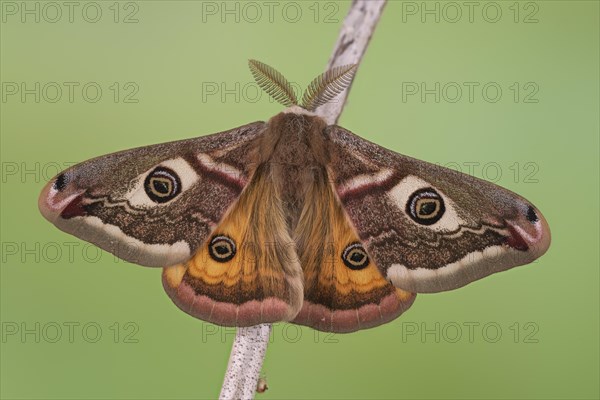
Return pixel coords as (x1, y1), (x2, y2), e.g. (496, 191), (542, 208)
(342, 243), (369, 270)
(144, 167), (181, 203)
(208, 235), (236, 263)
(406, 187), (445, 225)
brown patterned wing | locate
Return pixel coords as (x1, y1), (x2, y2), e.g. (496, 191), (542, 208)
(40, 122), (304, 326)
(291, 168), (415, 333)
(325, 125), (551, 293)
(39, 122), (265, 267)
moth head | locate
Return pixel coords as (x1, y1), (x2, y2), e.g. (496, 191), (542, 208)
(248, 59), (357, 112)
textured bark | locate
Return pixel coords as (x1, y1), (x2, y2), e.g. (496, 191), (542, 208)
(318, 0), (388, 125)
(219, 324), (272, 399)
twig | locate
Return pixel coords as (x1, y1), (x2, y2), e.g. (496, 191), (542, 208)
(218, 1), (387, 399)
(219, 324), (272, 400)
(318, 0), (388, 124)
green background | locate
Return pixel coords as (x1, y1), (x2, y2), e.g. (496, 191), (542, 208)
(1, 1), (598, 399)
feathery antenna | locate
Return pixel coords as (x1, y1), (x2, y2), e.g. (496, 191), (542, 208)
(301, 64), (357, 111)
(249, 60), (357, 112)
(248, 59), (298, 107)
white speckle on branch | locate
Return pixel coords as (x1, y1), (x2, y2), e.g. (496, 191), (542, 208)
(219, 324), (271, 400)
(219, 1), (388, 399)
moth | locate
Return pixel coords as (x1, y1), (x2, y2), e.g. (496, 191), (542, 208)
(39, 60), (551, 333)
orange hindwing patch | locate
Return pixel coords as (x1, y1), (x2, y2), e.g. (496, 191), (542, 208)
(162, 165), (303, 326)
(292, 174), (415, 332)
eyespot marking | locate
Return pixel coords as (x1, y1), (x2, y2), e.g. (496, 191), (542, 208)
(406, 188), (445, 225)
(144, 167), (181, 203)
(342, 243), (369, 270)
(208, 235), (236, 263)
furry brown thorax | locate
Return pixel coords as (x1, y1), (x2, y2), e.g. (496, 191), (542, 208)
(257, 112), (329, 230)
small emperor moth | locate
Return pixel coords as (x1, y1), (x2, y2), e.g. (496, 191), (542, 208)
(39, 60), (551, 333)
